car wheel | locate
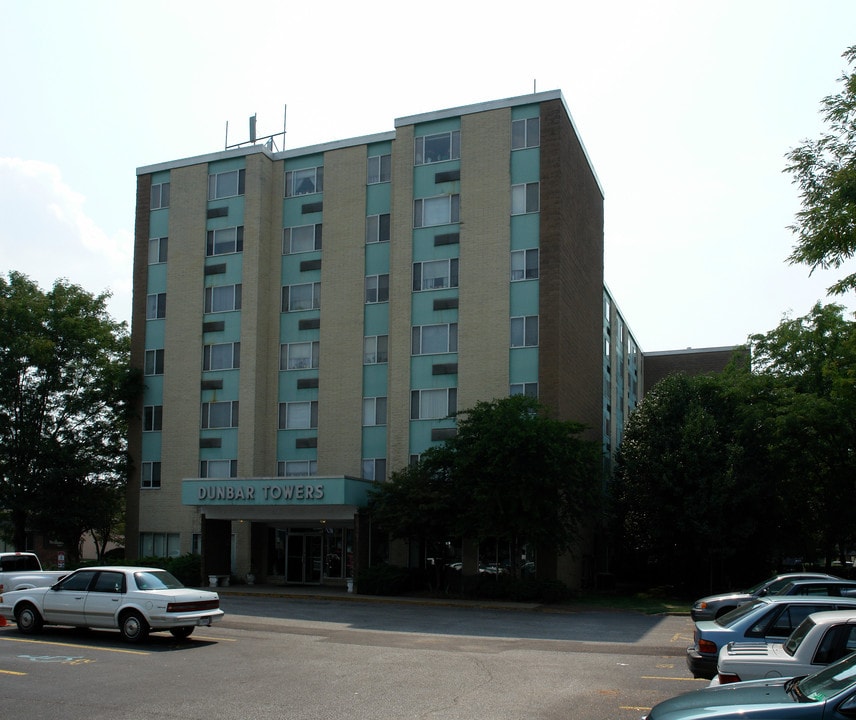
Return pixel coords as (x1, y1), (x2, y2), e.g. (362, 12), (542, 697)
(119, 610), (150, 643)
(170, 626), (194, 639)
(715, 606), (735, 619)
(14, 603), (44, 635)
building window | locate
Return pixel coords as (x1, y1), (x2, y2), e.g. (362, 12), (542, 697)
(510, 382), (539, 398)
(511, 248), (539, 280)
(201, 400), (239, 429)
(141, 462), (161, 489)
(151, 182), (170, 209)
(366, 214), (391, 244)
(146, 293), (166, 320)
(279, 401), (318, 430)
(149, 237), (168, 264)
(283, 224), (322, 254)
(363, 397), (387, 426)
(143, 405), (163, 432)
(414, 131), (461, 165)
(412, 323), (458, 355)
(413, 259), (458, 291)
(511, 315), (539, 347)
(208, 169), (245, 200)
(206, 226), (244, 256)
(365, 274), (389, 304)
(281, 341), (319, 370)
(282, 282), (321, 312)
(411, 388), (457, 420)
(200, 459), (237, 478)
(367, 154), (391, 184)
(203, 342), (240, 371)
(364, 335), (389, 364)
(278, 460), (318, 477)
(362, 458), (387, 481)
(414, 194), (460, 228)
(139, 532), (180, 558)
(512, 182), (540, 215)
(512, 117), (540, 150)
(204, 284), (242, 313)
(144, 349), (164, 376)
(285, 167), (323, 197)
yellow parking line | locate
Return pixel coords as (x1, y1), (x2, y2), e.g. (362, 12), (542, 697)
(0, 669), (27, 676)
(620, 706), (651, 712)
(0, 636), (149, 655)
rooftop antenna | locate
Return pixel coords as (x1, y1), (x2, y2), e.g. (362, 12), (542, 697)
(224, 105), (287, 152)
(533, 79), (537, 93)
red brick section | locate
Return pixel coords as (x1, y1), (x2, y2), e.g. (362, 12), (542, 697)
(643, 347), (748, 394)
(125, 173), (152, 557)
(538, 99), (605, 442)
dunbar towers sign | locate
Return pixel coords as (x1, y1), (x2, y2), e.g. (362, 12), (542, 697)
(181, 476), (375, 507)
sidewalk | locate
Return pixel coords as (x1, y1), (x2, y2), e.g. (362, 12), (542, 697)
(212, 581), (544, 611)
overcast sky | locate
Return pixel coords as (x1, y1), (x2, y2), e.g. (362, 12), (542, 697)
(2, 0), (855, 352)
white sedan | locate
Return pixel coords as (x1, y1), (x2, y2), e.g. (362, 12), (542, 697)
(712, 609), (856, 685)
(0, 566), (224, 643)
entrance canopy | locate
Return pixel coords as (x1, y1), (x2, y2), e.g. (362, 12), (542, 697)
(182, 476), (375, 521)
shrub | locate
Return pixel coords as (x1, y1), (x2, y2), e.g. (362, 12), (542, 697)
(468, 574), (571, 603)
(356, 564), (417, 595)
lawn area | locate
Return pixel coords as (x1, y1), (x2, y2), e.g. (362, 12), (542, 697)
(567, 591), (691, 615)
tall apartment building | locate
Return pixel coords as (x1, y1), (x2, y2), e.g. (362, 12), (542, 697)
(129, 90), (647, 588)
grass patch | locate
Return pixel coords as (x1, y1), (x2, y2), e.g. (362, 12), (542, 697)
(564, 591), (691, 615)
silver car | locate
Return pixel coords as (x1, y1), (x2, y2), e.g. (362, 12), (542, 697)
(0, 566), (224, 643)
(691, 573), (839, 621)
(687, 595), (856, 679)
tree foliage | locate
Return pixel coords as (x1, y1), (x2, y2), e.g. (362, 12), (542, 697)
(612, 304), (856, 594)
(0, 272), (139, 561)
(786, 46), (856, 295)
(368, 395), (601, 572)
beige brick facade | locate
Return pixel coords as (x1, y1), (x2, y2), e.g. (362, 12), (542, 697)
(457, 108), (512, 410)
(317, 145), (368, 477)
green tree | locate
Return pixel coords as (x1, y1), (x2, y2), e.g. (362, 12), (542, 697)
(368, 448), (457, 548)
(612, 371), (767, 593)
(786, 46), (856, 295)
(0, 272), (138, 562)
(369, 395), (601, 577)
(746, 303), (856, 566)
(613, 304), (856, 593)
(440, 395), (600, 560)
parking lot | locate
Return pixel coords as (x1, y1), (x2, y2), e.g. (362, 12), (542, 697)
(0, 592), (705, 719)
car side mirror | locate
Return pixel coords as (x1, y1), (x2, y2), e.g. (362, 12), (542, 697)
(758, 589), (768, 597)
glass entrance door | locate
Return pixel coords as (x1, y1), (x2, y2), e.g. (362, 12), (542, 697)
(285, 531), (322, 584)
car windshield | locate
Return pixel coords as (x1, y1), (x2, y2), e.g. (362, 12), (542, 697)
(132, 570), (184, 591)
(785, 617), (816, 656)
(716, 599), (767, 627)
(797, 648), (856, 700)
(765, 577), (802, 594)
(745, 577), (778, 595)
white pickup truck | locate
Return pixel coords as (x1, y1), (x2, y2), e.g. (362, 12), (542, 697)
(712, 608), (856, 685)
(0, 552), (68, 593)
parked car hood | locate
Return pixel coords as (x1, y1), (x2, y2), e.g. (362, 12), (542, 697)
(648, 678), (800, 719)
(1, 585), (52, 599)
(695, 591), (753, 606)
